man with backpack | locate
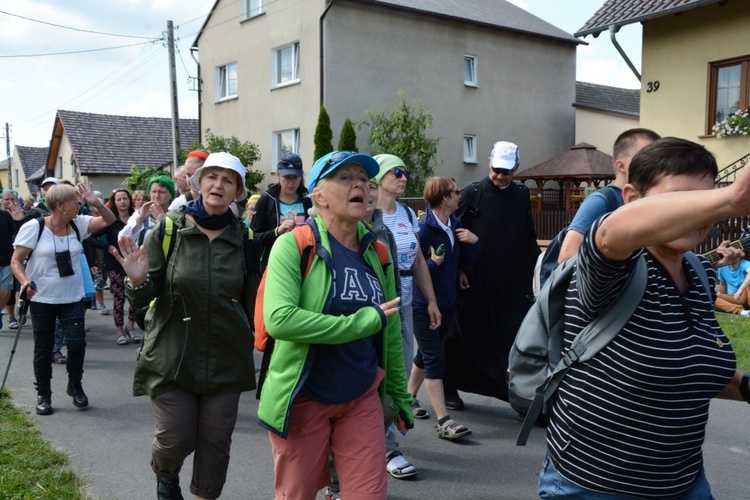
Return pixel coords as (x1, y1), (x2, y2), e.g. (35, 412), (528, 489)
(443, 141), (540, 407)
(555, 128), (660, 265)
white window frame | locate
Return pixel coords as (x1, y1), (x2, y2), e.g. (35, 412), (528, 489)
(272, 129), (300, 168)
(463, 135), (477, 163)
(216, 62), (238, 101)
(242, 0), (264, 19)
(272, 42), (300, 88)
(464, 55), (478, 87)
(13, 168), (19, 187)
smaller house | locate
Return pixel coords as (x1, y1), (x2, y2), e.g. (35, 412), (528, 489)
(46, 110), (200, 195)
(574, 81), (640, 155)
(10, 146), (48, 199)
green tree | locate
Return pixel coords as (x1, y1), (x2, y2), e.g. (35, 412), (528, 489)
(123, 165), (168, 193)
(314, 106), (333, 161)
(361, 91), (440, 197)
(338, 118), (358, 152)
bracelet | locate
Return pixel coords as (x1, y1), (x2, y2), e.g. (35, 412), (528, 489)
(740, 373), (750, 404)
(125, 274), (150, 290)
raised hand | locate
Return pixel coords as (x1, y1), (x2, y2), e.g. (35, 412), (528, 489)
(113, 235), (150, 286)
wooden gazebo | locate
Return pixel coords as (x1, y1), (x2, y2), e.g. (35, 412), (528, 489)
(515, 142), (614, 211)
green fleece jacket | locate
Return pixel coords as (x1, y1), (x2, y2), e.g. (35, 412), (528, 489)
(126, 210), (258, 397)
(257, 216), (414, 437)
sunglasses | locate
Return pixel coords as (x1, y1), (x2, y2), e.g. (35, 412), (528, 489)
(392, 167), (411, 180)
(491, 167), (515, 176)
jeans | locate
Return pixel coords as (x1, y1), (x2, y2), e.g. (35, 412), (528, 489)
(538, 452), (714, 499)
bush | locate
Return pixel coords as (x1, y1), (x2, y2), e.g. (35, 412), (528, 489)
(314, 106), (333, 161)
(361, 91), (440, 197)
(338, 118), (358, 152)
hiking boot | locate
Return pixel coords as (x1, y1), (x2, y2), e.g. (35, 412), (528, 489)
(156, 476), (184, 500)
(67, 382), (88, 408)
(36, 394), (52, 415)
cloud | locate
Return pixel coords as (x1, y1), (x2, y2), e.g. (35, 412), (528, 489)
(577, 58), (640, 89)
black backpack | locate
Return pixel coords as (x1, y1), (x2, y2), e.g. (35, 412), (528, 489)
(538, 185), (619, 288)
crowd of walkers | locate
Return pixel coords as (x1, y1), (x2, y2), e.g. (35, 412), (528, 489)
(3, 132), (750, 500)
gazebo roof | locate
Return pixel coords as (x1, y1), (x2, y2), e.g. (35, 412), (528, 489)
(515, 142), (614, 182)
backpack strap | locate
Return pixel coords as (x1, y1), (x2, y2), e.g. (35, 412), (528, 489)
(516, 254), (648, 446)
(599, 184), (620, 213)
(398, 201), (414, 226)
(685, 251), (711, 298)
(162, 216), (174, 260)
(30, 217), (81, 258)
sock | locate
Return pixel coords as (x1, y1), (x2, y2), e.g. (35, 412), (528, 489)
(438, 415), (451, 425)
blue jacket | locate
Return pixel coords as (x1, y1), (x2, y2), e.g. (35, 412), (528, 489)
(414, 208), (480, 311)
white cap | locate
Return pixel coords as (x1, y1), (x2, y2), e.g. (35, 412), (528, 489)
(490, 141), (519, 170)
(191, 152), (248, 201)
(41, 177), (60, 186)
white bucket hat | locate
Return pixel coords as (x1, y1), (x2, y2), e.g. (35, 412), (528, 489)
(191, 152), (248, 201)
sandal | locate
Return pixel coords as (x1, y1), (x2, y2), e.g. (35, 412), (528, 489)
(411, 398), (429, 419)
(386, 450), (417, 479)
(435, 418), (472, 440)
(130, 330), (142, 344)
(117, 334), (129, 345)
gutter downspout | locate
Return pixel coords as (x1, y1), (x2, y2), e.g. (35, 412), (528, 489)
(320, 0), (335, 107)
(190, 46), (202, 141)
(609, 25), (641, 82)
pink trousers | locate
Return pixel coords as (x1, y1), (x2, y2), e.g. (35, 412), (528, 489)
(269, 369), (387, 500)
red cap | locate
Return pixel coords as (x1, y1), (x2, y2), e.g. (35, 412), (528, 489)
(186, 150), (209, 160)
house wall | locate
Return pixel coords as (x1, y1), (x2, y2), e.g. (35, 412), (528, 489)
(574, 108), (639, 156)
(197, 0), (577, 190)
(640, 1), (750, 171)
(8, 156), (31, 199)
(323, 2), (577, 189)
(198, 0), (325, 180)
(55, 135), (127, 195)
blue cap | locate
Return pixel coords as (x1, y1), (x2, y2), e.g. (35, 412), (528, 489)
(307, 151), (379, 193)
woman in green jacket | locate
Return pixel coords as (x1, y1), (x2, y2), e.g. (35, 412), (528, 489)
(117, 152), (259, 500)
(258, 151), (413, 500)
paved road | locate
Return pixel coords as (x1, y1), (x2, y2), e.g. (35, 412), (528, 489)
(2, 308), (750, 499)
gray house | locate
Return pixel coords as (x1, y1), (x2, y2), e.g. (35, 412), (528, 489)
(193, 0), (581, 188)
(10, 146), (48, 199)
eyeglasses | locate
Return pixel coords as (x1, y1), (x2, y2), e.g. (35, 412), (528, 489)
(327, 151), (355, 167)
(392, 167), (411, 180)
(491, 167), (515, 176)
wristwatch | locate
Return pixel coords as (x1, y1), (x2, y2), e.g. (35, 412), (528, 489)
(740, 372), (750, 404)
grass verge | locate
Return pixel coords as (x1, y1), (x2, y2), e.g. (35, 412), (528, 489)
(716, 312), (750, 370)
(0, 389), (87, 499)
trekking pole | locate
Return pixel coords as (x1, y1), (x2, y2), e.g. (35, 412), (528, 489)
(1, 282), (36, 398)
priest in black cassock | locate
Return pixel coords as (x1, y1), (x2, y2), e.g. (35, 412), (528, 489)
(443, 141), (540, 408)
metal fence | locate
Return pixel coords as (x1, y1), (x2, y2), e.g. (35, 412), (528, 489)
(400, 198), (750, 255)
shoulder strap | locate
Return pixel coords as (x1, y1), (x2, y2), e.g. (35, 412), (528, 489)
(398, 201), (414, 225)
(685, 251), (711, 297)
(516, 254), (648, 445)
(162, 216), (174, 260)
(33, 216), (81, 251)
(599, 184), (620, 213)
(371, 240), (391, 267)
(293, 220), (317, 280)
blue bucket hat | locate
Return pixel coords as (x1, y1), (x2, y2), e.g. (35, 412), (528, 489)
(307, 151), (379, 193)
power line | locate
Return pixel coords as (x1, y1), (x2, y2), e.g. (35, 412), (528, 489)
(0, 40), (160, 58)
(0, 9), (157, 39)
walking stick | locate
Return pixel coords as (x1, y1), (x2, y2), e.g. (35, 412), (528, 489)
(1, 282), (36, 398)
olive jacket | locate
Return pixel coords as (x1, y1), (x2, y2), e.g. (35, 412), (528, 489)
(126, 209), (258, 397)
(257, 216), (413, 437)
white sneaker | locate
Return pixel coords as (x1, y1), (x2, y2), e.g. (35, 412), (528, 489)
(740, 310), (750, 317)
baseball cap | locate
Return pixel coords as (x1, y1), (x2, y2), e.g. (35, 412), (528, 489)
(490, 141), (519, 171)
(277, 153), (303, 177)
(191, 152), (248, 201)
(307, 151), (379, 193)
(41, 177), (60, 186)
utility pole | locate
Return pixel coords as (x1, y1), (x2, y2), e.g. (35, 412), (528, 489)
(167, 20), (180, 175)
(5, 123), (10, 189)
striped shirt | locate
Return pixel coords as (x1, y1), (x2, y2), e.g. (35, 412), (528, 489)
(547, 216), (736, 498)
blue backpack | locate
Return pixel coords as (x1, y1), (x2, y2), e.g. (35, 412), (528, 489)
(538, 185), (620, 288)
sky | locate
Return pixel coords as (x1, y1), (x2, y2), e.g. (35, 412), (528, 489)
(0, 0), (643, 152)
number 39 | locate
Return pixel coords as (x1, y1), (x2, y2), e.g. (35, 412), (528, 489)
(646, 81), (660, 93)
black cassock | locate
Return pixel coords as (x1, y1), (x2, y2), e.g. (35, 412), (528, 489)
(444, 176), (540, 401)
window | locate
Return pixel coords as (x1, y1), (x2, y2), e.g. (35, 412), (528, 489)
(463, 135), (477, 163)
(55, 157), (62, 178)
(709, 56), (750, 133)
(464, 55), (477, 86)
(242, 0), (264, 18)
(273, 129), (300, 167)
(217, 63), (238, 100)
(272, 42), (300, 87)
(13, 169), (18, 187)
